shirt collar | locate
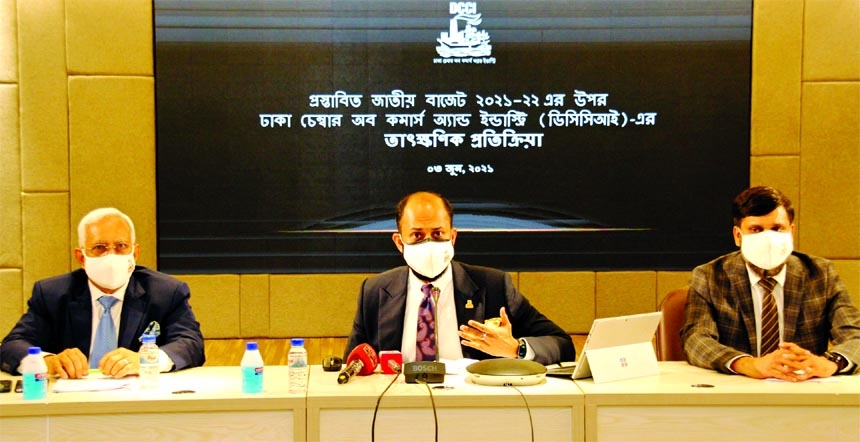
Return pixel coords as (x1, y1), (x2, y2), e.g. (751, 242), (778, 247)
(745, 262), (787, 287)
(88, 280), (129, 305)
(408, 264), (453, 293)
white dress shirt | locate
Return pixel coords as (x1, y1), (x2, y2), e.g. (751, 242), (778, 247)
(400, 266), (464, 363)
(88, 281), (174, 372)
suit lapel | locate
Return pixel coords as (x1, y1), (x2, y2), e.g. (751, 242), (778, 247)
(69, 279), (93, 355)
(726, 253), (759, 352)
(119, 275), (147, 348)
(781, 255), (803, 342)
(452, 262), (482, 327)
(451, 262), (488, 359)
(378, 268), (408, 351)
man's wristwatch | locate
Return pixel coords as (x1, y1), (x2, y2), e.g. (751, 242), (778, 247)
(517, 338), (528, 359)
(823, 351), (848, 373)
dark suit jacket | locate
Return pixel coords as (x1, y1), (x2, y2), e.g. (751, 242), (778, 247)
(681, 251), (860, 374)
(345, 261), (575, 365)
(1, 266), (205, 374)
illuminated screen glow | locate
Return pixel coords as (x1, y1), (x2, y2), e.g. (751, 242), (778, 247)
(154, 0), (751, 273)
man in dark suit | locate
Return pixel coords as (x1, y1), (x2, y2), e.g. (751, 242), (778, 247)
(345, 191), (575, 365)
(1, 208), (205, 378)
(681, 186), (859, 381)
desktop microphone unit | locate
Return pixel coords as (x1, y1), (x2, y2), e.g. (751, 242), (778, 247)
(406, 285), (446, 383)
(404, 360), (446, 383)
(466, 359), (547, 386)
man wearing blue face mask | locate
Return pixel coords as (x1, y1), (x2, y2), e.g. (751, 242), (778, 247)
(681, 186), (859, 380)
(345, 191), (575, 365)
(1, 208), (205, 378)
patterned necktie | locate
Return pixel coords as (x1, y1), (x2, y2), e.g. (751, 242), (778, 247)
(91, 296), (119, 368)
(416, 284), (436, 361)
(758, 276), (780, 356)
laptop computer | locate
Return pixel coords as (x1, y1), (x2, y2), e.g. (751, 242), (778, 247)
(569, 311), (662, 383)
(545, 361), (578, 377)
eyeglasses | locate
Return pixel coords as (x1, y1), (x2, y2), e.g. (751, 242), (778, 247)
(81, 242), (133, 257)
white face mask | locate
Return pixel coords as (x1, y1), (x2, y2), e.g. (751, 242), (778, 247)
(84, 253), (135, 290)
(740, 230), (793, 271)
(402, 240), (454, 280)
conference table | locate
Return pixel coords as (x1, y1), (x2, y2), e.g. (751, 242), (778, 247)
(1, 362), (858, 441)
(577, 361), (860, 442)
(306, 362), (583, 442)
(0, 366), (305, 441)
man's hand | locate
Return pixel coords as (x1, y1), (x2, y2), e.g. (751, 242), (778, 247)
(730, 342), (838, 381)
(458, 307), (519, 358)
(44, 348), (88, 379)
(97, 348), (139, 378)
(775, 342), (838, 380)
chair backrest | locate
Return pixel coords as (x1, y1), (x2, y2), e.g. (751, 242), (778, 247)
(656, 287), (689, 361)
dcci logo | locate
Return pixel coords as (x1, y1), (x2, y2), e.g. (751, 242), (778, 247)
(451, 1), (477, 14)
(435, 2), (495, 64)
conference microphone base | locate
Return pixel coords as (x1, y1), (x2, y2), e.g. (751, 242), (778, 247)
(404, 361), (446, 384)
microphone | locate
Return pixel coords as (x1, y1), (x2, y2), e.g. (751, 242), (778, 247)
(379, 350), (403, 374)
(337, 343), (379, 384)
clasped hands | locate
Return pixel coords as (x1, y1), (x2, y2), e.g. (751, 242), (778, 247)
(44, 347), (139, 379)
(457, 306), (520, 358)
(731, 342), (839, 381)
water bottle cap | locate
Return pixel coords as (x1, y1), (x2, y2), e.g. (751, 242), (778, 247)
(142, 334), (156, 344)
(246, 342), (258, 351)
(290, 338), (304, 347)
(28, 347), (41, 355)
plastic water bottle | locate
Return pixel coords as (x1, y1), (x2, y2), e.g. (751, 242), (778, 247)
(241, 342), (264, 393)
(138, 334), (160, 389)
(288, 338), (308, 394)
(21, 347), (48, 400)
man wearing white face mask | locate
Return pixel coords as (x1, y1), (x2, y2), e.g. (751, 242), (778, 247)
(681, 186), (859, 381)
(1, 208), (205, 379)
(345, 191), (575, 365)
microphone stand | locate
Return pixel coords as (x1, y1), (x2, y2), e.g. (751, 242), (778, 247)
(404, 285), (446, 383)
(431, 286), (441, 363)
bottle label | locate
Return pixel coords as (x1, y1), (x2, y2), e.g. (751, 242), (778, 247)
(288, 351), (308, 367)
(23, 372), (47, 400)
(288, 350), (307, 394)
(288, 359), (307, 367)
(138, 346), (160, 389)
(140, 352), (159, 365)
(242, 366), (264, 393)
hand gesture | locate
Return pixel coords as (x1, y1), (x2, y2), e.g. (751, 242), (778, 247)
(458, 307), (519, 358)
